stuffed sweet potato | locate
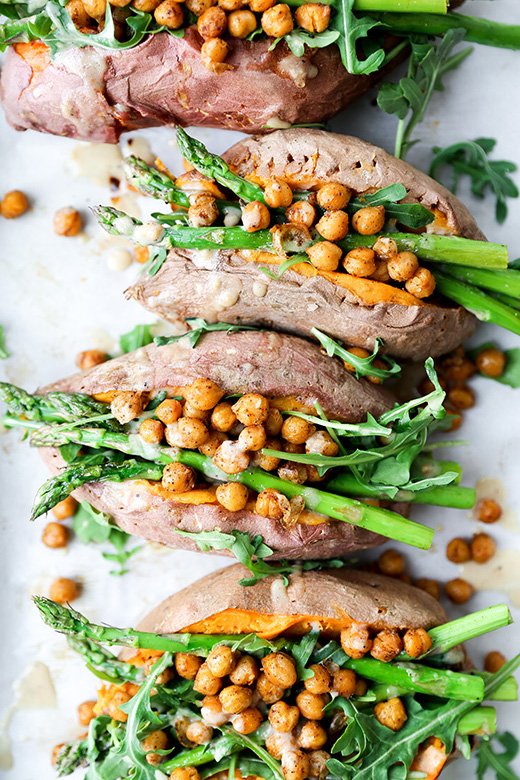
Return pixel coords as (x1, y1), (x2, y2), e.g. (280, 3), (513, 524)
(36, 564), (519, 780)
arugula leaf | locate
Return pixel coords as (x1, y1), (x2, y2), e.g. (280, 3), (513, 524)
(311, 327), (401, 381)
(328, 698), (367, 762)
(154, 317), (259, 349)
(469, 342), (520, 389)
(348, 183), (434, 229)
(119, 323), (154, 353)
(330, 0), (384, 75)
(143, 245), (167, 277)
(0, 326), (9, 359)
(259, 254), (314, 280)
(72, 501), (142, 575)
(476, 731), (520, 780)
(277, 27), (339, 58)
(430, 138), (518, 224)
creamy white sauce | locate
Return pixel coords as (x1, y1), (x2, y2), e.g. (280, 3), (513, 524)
(271, 577), (290, 613)
(264, 117), (293, 130)
(460, 550), (520, 608)
(133, 221), (165, 246)
(190, 250), (218, 270)
(253, 281), (268, 298)
(123, 136), (155, 165)
(107, 248), (133, 272)
(113, 215), (136, 238)
(278, 54), (315, 88)
(69, 140), (124, 188)
(224, 211), (241, 227)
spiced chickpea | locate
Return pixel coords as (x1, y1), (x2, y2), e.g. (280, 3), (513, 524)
(194, 662), (223, 695)
(201, 695), (228, 726)
(387, 251), (419, 282)
(242, 200), (271, 232)
(133, 0), (162, 11)
(316, 210), (349, 242)
(282, 416), (315, 445)
(445, 578), (473, 604)
(139, 418), (165, 444)
(261, 3), (293, 36)
(207, 645), (238, 677)
(343, 247), (376, 277)
(201, 37), (232, 70)
(255, 488), (288, 521)
(282, 749), (310, 780)
(188, 194), (219, 227)
(374, 697), (407, 731)
(249, 0), (274, 11)
(371, 629), (402, 662)
(76, 349), (107, 371)
(197, 5), (227, 37)
(170, 769), (201, 780)
(162, 463), (196, 493)
(447, 384), (475, 410)
(332, 668), (356, 697)
(266, 732), (293, 760)
(233, 706), (263, 734)
(50, 577), (79, 603)
(296, 691), (329, 721)
(355, 678), (368, 696)
(107, 690), (131, 722)
(185, 377), (224, 410)
(142, 730), (169, 765)
(232, 393), (269, 425)
(304, 664), (331, 694)
(286, 200), (316, 228)
(298, 721), (327, 750)
(352, 206), (385, 235)
(269, 700), (300, 732)
(219, 0), (243, 8)
(216, 482), (249, 511)
(294, 2), (330, 32)
(1, 190), (29, 219)
(200, 430), (227, 457)
(308, 750), (329, 780)
(83, 0), (105, 17)
(185, 0), (214, 13)
(219, 684), (253, 714)
(415, 577), (440, 600)
(143, 659), (174, 685)
(342, 346), (369, 373)
(278, 462), (307, 484)
(213, 441), (250, 473)
(471, 532), (496, 564)
(42, 522), (69, 549)
(186, 721), (213, 744)
(476, 347), (506, 378)
(183, 403), (212, 421)
(211, 402), (237, 431)
(446, 537), (471, 564)
(405, 267), (436, 299)
(156, 398), (183, 425)
(251, 438), (281, 471)
(77, 700), (97, 727)
(370, 259), (391, 282)
(110, 390), (148, 424)
(373, 236), (397, 260)
(484, 651), (506, 674)
(440, 348), (476, 383)
(175, 653), (202, 680)
(230, 655), (259, 685)
(264, 409), (283, 437)
(306, 241), (342, 272)
(377, 549), (405, 576)
(477, 498), (502, 524)
(256, 672), (285, 703)
(306, 430), (338, 457)
(166, 417), (209, 448)
(264, 178), (293, 209)
(239, 424), (267, 451)
(263, 652), (297, 688)
(316, 183), (350, 211)
(403, 628), (432, 658)
(283, 440), (305, 454)
(53, 496), (78, 521)
(340, 624), (372, 658)
(227, 8), (257, 36)
(54, 207), (82, 236)
(135, 248), (150, 268)
(446, 409), (463, 432)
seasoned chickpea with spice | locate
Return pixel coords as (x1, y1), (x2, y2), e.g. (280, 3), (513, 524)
(249, 0), (274, 11)
(219, 684), (253, 714)
(54, 207), (82, 236)
(261, 3), (293, 37)
(200, 695), (228, 726)
(242, 200), (271, 232)
(188, 194), (219, 227)
(264, 178), (293, 208)
(446, 537), (471, 563)
(156, 398), (182, 424)
(332, 668), (357, 697)
(166, 417), (209, 448)
(374, 697), (407, 731)
(185, 377), (224, 411)
(298, 721), (327, 750)
(415, 577), (440, 600)
(308, 750), (330, 780)
(316, 210), (349, 241)
(175, 652), (202, 680)
(263, 652), (297, 688)
(162, 462), (196, 493)
(239, 424), (267, 451)
(405, 267), (436, 299)
(295, 691), (329, 720)
(370, 258), (391, 282)
(184, 402), (214, 421)
(440, 347), (476, 383)
(265, 408), (283, 436)
(227, 8), (257, 36)
(229, 655), (259, 685)
(341, 623), (372, 658)
(213, 440), (250, 473)
(107, 690), (131, 722)
(343, 247), (376, 277)
(42, 522), (69, 549)
(219, 0), (243, 9)
(232, 393), (270, 425)
(306, 241), (342, 271)
(304, 664), (331, 694)
(207, 645), (238, 677)
(216, 481), (249, 511)
(170, 768), (201, 780)
(200, 37), (231, 71)
(110, 390), (148, 424)
(445, 577), (473, 604)
(278, 462), (307, 484)
(286, 200), (316, 228)
(197, 5), (227, 37)
(294, 2), (330, 32)
(199, 430), (227, 457)
(53, 496), (78, 520)
(50, 577), (79, 603)
(251, 438), (281, 471)
(403, 628), (432, 658)
(133, 0), (162, 12)
(255, 488), (288, 521)
(193, 662), (223, 695)
(371, 629), (403, 662)
(282, 749), (310, 780)
(352, 206), (385, 235)
(476, 347), (506, 378)
(268, 700), (300, 732)
(484, 651), (506, 673)
(256, 672), (285, 703)
(282, 416), (315, 445)
(77, 700), (97, 727)
(0, 189), (29, 219)
(477, 498), (502, 524)
(377, 548), (405, 576)
(317, 183), (350, 211)
(306, 430), (338, 456)
(387, 251), (419, 282)
(211, 402), (237, 431)
(142, 729), (169, 765)
(373, 235), (397, 259)
(185, 721), (213, 744)
(471, 532), (496, 563)
(139, 418), (165, 444)
(233, 707), (263, 734)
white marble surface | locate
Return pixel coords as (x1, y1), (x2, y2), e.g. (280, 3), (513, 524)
(1, 1), (520, 775)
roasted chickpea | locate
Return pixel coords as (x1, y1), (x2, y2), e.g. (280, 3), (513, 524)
(233, 706), (263, 734)
(343, 247), (377, 277)
(219, 684), (253, 714)
(213, 440), (250, 474)
(471, 532), (496, 564)
(370, 258), (391, 282)
(374, 697), (407, 731)
(341, 624), (372, 658)
(154, 0), (185, 22)
(447, 384), (475, 410)
(269, 700), (300, 732)
(107, 690), (131, 722)
(256, 672), (285, 703)
(66, 2), (92, 33)
(298, 721), (327, 750)
(42, 522), (69, 549)
(224, 655), (257, 687)
(142, 729), (169, 765)
(476, 347), (506, 378)
(186, 721), (213, 744)
(316, 210), (349, 241)
(342, 346), (369, 373)
(133, 0), (162, 12)
(281, 416), (314, 445)
(187, 0), (216, 12)
(194, 662), (223, 695)
(332, 669), (356, 697)
(219, 0), (243, 8)
(352, 206), (385, 235)
(294, 2), (330, 32)
(54, 207), (82, 237)
(371, 630), (402, 663)
(281, 749), (310, 780)
(387, 251), (419, 282)
(255, 488), (288, 521)
(201, 695), (228, 726)
(50, 577), (79, 603)
(266, 732), (296, 760)
(445, 577), (473, 604)
(263, 652), (297, 688)
(278, 462), (307, 484)
(446, 537), (471, 564)
(265, 407), (284, 436)
(373, 235), (397, 260)
(316, 183), (350, 211)
(249, 0), (274, 10)
(156, 398), (183, 425)
(308, 750), (330, 780)
(295, 691), (328, 721)
(110, 390), (148, 424)
(224, 7), (257, 35)
(305, 430), (338, 457)
(82, 0), (106, 17)
(53, 496), (78, 521)
(239, 424), (267, 451)
(440, 348), (476, 383)
(252, 438), (282, 472)
(188, 193), (219, 227)
(286, 200), (316, 228)
(415, 577), (440, 600)
(211, 402), (237, 431)
(242, 200), (271, 232)
(1, 190), (29, 219)
(377, 549), (405, 576)
(216, 482), (249, 511)
(185, 377), (224, 411)
(232, 393), (270, 425)
(76, 349), (107, 370)
(197, 4), (227, 37)
(201, 36), (232, 71)
(170, 768), (201, 780)
(77, 700), (97, 727)
(134, 246), (150, 264)
(139, 418), (165, 444)
(143, 658), (174, 685)
(484, 651), (506, 674)
(261, 2), (293, 36)
(403, 628), (432, 658)
(207, 645), (238, 677)
(175, 653), (202, 680)
(161, 462), (196, 493)
(184, 402), (212, 420)
(306, 241), (342, 271)
(199, 430), (227, 458)
(477, 498), (502, 524)
(446, 408), (463, 432)
(264, 177), (293, 208)
(166, 417), (209, 448)
(304, 664), (331, 694)
(405, 267), (436, 299)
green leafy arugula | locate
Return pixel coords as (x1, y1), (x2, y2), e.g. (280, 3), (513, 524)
(0, 326), (9, 359)
(276, 27), (340, 58)
(469, 342), (520, 389)
(378, 29), (472, 159)
(154, 317), (259, 349)
(174, 528), (344, 587)
(311, 327), (401, 381)
(476, 731), (520, 780)
(330, 0), (384, 75)
(72, 501), (143, 576)
(142, 246), (168, 278)
(119, 323), (154, 353)
(259, 254), (314, 280)
(430, 138), (518, 224)
(348, 183), (434, 229)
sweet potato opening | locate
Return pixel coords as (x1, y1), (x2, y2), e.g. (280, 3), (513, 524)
(409, 737), (448, 780)
(14, 42), (51, 80)
(180, 610), (357, 639)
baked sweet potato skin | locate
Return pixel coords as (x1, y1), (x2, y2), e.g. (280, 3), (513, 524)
(128, 129), (478, 360)
(129, 565), (449, 636)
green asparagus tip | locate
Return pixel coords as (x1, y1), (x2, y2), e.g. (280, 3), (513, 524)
(33, 596), (86, 634)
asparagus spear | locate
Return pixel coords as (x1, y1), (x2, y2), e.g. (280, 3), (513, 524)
(437, 264), (520, 297)
(325, 471), (476, 508)
(67, 635), (145, 683)
(0, 382), (119, 427)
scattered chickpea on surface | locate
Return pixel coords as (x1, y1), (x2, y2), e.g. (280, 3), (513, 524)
(471, 532), (496, 564)
(54, 207), (82, 237)
(447, 384), (475, 410)
(445, 577), (473, 604)
(42, 522), (69, 549)
(377, 548), (405, 576)
(414, 577), (441, 600)
(475, 347), (506, 378)
(446, 537), (471, 564)
(1, 190), (29, 219)
(477, 498), (502, 524)
(484, 651), (506, 673)
(50, 577), (80, 603)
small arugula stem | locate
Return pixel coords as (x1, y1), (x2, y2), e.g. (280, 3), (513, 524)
(219, 727), (285, 780)
(424, 604), (513, 657)
(375, 12), (520, 51)
(456, 707), (496, 737)
(325, 472), (475, 508)
(437, 264), (520, 297)
(162, 745), (241, 772)
(433, 270), (520, 336)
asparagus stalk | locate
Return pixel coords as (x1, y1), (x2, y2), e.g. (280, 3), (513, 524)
(425, 604), (513, 657)
(456, 707), (496, 736)
(67, 635), (145, 684)
(162, 745), (242, 773)
(437, 264), (520, 297)
(325, 472), (475, 508)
